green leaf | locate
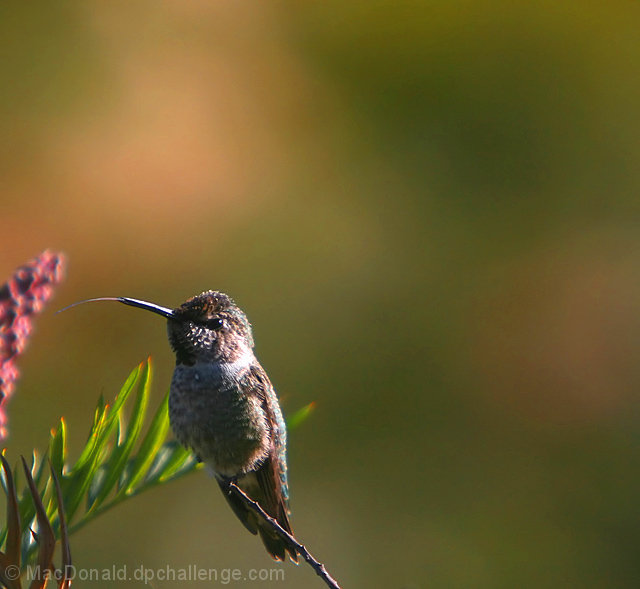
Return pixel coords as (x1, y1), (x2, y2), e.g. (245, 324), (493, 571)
(0, 358), (206, 570)
(87, 466), (107, 508)
(110, 363), (143, 417)
(21, 458), (55, 578)
(159, 451), (200, 483)
(49, 418), (67, 476)
(122, 391), (171, 494)
(31, 450), (49, 489)
(62, 405), (112, 522)
(70, 364), (141, 477)
(144, 441), (199, 485)
(16, 471), (43, 537)
(89, 360), (151, 508)
(287, 402), (316, 430)
(66, 363), (145, 518)
(0, 455), (20, 569)
(50, 465), (71, 582)
(69, 398), (109, 477)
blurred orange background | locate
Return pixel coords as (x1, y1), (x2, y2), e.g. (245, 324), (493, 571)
(2, 2), (640, 587)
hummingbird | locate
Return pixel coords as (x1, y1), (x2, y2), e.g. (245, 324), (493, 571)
(63, 291), (297, 562)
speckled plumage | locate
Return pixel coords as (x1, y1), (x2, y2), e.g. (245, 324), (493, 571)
(167, 291), (296, 562)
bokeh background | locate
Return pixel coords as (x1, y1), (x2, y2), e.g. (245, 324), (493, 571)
(2, 2), (640, 587)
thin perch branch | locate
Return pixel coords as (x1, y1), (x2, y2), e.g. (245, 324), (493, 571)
(226, 482), (341, 589)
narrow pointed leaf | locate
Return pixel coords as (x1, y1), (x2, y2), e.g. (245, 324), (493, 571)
(21, 458), (55, 585)
(31, 451), (49, 490)
(70, 364), (140, 477)
(70, 401), (109, 476)
(0, 462), (8, 495)
(76, 365), (142, 474)
(17, 471), (46, 555)
(86, 466), (107, 509)
(44, 496), (54, 521)
(49, 418), (67, 476)
(90, 360), (151, 508)
(287, 402), (316, 430)
(6, 452), (43, 546)
(142, 441), (200, 486)
(62, 408), (111, 523)
(0, 359), (217, 573)
(122, 391), (170, 494)
(93, 395), (106, 427)
(115, 410), (125, 446)
(87, 362), (146, 472)
(50, 463), (72, 588)
(109, 363), (143, 419)
(160, 451), (200, 483)
(1, 455), (21, 568)
(145, 442), (182, 483)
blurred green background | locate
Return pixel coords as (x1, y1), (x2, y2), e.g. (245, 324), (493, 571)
(2, 1), (640, 587)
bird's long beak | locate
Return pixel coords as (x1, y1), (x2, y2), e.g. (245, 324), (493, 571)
(58, 297), (176, 319)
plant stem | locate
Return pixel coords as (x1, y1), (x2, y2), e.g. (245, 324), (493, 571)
(226, 482), (342, 589)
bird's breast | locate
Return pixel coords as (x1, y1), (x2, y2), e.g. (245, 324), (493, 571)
(168, 360), (270, 478)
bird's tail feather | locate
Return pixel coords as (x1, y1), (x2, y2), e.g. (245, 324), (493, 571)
(218, 481), (298, 563)
(217, 477), (298, 563)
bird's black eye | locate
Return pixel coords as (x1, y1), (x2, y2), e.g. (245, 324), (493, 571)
(206, 317), (224, 330)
